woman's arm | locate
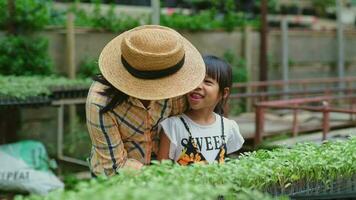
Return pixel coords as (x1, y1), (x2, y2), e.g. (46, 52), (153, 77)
(86, 101), (143, 176)
(157, 131), (171, 161)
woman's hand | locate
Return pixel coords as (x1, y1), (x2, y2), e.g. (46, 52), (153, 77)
(123, 158), (144, 170)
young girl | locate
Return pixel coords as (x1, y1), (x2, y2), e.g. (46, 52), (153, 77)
(158, 55), (244, 165)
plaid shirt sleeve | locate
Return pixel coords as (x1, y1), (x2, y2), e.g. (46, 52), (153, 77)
(86, 84), (143, 176)
(170, 95), (188, 116)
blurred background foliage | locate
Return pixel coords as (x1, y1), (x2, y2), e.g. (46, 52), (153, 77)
(0, 0), (343, 80)
(0, 36), (53, 76)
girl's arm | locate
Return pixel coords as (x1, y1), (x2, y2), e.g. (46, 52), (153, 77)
(157, 131), (171, 161)
(226, 120), (244, 155)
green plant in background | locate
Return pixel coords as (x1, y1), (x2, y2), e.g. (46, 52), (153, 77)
(0, 0), (54, 77)
(161, 0), (259, 32)
(223, 49), (247, 83)
(77, 58), (99, 78)
(49, 6), (67, 27)
(0, 0), (261, 33)
(222, 0), (238, 32)
(160, 10), (220, 31)
(64, 0), (142, 33)
(0, 0), (260, 32)
(216, 0), (249, 32)
(91, 2), (141, 33)
(0, 0), (51, 32)
(223, 49), (248, 115)
(63, 117), (91, 160)
(312, 0), (335, 17)
(254, 0), (279, 14)
(0, 36), (53, 76)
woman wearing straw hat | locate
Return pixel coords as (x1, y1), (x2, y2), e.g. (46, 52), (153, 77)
(86, 25), (205, 177)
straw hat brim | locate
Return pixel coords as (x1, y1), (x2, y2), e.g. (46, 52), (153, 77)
(99, 29), (206, 100)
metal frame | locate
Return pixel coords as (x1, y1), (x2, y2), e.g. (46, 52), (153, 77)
(228, 77), (356, 114)
(52, 98), (88, 166)
(227, 77), (356, 146)
(253, 95), (356, 145)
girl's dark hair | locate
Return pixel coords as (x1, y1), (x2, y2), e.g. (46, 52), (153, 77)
(93, 74), (129, 113)
(203, 55), (232, 115)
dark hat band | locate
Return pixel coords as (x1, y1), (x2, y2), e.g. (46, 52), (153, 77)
(121, 55), (185, 80)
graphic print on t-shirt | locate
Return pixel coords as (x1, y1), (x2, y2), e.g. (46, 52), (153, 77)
(180, 134), (226, 163)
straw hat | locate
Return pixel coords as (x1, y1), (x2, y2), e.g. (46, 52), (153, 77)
(98, 25), (205, 100)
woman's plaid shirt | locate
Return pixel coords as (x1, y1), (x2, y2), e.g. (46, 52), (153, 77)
(86, 81), (187, 176)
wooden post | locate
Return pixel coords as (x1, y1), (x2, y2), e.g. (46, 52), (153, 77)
(281, 18), (289, 99)
(259, 0), (268, 85)
(66, 11), (77, 136)
(224, 100), (230, 118)
(7, 0), (16, 34)
(255, 105), (265, 146)
(66, 12), (76, 79)
(322, 101), (330, 141)
(243, 26), (253, 112)
(1, 1), (20, 144)
(151, 0), (160, 25)
(336, 0), (345, 92)
(0, 107), (20, 144)
(292, 107), (299, 137)
(352, 101), (356, 121)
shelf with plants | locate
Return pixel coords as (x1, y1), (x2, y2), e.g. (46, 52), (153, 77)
(0, 76), (91, 107)
(0, 0), (94, 106)
(17, 137), (356, 200)
(0, 0), (260, 34)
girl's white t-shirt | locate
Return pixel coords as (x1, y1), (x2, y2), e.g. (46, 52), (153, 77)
(159, 113), (244, 164)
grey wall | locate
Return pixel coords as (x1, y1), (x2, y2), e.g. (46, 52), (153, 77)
(0, 28), (353, 81)
(38, 28), (356, 81)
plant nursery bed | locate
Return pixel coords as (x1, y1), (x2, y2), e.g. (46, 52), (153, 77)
(267, 175), (356, 199)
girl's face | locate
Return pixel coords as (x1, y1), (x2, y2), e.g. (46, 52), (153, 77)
(187, 75), (222, 111)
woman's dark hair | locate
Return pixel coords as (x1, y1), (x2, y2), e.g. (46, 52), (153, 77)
(93, 74), (129, 113)
(203, 55), (232, 115)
